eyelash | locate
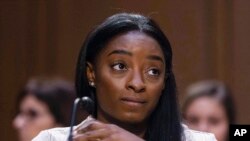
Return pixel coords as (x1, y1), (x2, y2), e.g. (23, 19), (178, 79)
(147, 68), (161, 76)
(111, 62), (127, 71)
(111, 62), (161, 77)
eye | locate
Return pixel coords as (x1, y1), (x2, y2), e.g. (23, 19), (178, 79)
(28, 109), (39, 119)
(147, 68), (160, 76)
(111, 63), (127, 71)
(187, 116), (199, 125)
(209, 117), (220, 126)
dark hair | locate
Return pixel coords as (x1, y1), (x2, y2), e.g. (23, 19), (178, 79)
(182, 80), (236, 124)
(16, 77), (76, 126)
(75, 13), (182, 141)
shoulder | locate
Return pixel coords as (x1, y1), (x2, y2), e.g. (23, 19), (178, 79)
(182, 124), (217, 141)
(32, 127), (70, 141)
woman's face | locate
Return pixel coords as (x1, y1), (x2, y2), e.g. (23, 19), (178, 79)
(88, 31), (166, 125)
(184, 96), (229, 141)
(13, 95), (57, 141)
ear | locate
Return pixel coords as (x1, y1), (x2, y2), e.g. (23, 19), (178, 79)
(86, 62), (96, 85)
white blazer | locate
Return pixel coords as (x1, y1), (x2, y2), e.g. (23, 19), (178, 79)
(32, 116), (217, 141)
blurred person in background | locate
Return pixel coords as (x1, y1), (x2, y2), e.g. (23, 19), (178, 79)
(182, 80), (236, 141)
(12, 77), (84, 141)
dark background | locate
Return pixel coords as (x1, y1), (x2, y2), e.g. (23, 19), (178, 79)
(1, 0), (250, 140)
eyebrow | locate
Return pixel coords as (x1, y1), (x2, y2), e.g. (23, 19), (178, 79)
(108, 50), (132, 56)
(108, 49), (164, 63)
(147, 55), (164, 63)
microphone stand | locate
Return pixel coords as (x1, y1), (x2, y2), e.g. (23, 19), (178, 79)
(67, 97), (93, 141)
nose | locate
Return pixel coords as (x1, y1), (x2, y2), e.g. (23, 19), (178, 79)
(197, 122), (209, 132)
(13, 115), (26, 130)
(126, 70), (146, 93)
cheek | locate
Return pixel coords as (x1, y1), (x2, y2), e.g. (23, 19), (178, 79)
(31, 115), (56, 133)
(211, 121), (229, 141)
(95, 71), (123, 106)
(146, 82), (164, 108)
(19, 116), (56, 141)
(211, 110), (229, 141)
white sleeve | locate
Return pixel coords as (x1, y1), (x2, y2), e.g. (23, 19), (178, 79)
(32, 130), (52, 141)
(182, 124), (218, 141)
(191, 131), (218, 141)
(32, 127), (69, 141)
(208, 134), (217, 141)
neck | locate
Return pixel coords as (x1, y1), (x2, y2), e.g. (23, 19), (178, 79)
(97, 110), (147, 138)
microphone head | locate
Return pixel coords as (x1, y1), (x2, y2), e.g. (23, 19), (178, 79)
(80, 96), (94, 115)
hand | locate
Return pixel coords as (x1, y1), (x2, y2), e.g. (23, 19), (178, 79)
(73, 120), (145, 141)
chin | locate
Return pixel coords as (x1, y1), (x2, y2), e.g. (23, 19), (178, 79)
(118, 112), (147, 124)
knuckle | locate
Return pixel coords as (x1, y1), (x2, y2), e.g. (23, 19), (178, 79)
(73, 134), (87, 141)
(86, 123), (95, 130)
(109, 124), (117, 129)
(109, 134), (116, 140)
(109, 133), (120, 140)
(73, 136), (81, 141)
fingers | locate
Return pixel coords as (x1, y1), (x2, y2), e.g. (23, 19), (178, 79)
(73, 128), (109, 141)
(74, 121), (110, 141)
(73, 121), (143, 141)
(76, 120), (105, 134)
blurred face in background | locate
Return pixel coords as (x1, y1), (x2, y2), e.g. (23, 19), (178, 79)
(13, 95), (57, 141)
(184, 96), (229, 141)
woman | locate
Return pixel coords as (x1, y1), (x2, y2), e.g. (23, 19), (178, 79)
(13, 77), (80, 141)
(182, 80), (235, 141)
(33, 13), (216, 141)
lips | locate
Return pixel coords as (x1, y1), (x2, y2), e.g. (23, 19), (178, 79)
(120, 97), (146, 107)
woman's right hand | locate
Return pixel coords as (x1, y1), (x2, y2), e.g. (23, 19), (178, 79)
(73, 120), (145, 141)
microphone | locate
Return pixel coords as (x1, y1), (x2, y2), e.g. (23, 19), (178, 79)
(67, 96), (94, 141)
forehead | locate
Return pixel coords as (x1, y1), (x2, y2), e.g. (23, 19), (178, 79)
(101, 31), (164, 56)
(187, 97), (226, 116)
(20, 95), (48, 111)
